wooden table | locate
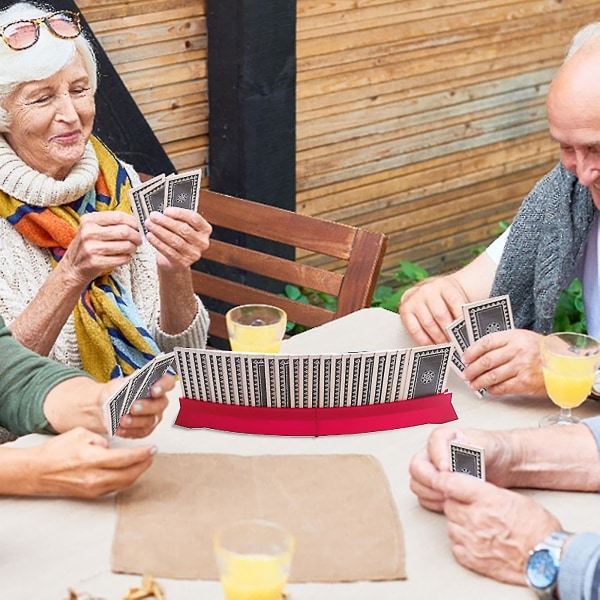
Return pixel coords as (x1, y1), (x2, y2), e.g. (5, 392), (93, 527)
(3, 307), (599, 599)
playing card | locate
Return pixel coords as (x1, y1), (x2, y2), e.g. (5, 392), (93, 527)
(209, 353), (227, 404)
(140, 177), (168, 215)
(449, 441), (486, 480)
(370, 351), (389, 405)
(301, 355), (311, 408)
(386, 350), (405, 402)
(121, 352), (175, 418)
(164, 169), (202, 212)
(103, 382), (129, 437)
(173, 348), (200, 400)
(128, 174), (165, 236)
(266, 355), (278, 408)
(319, 354), (333, 408)
(131, 352), (175, 404)
(222, 354), (237, 405)
(446, 316), (471, 354)
(348, 352), (364, 407)
(102, 352), (174, 436)
(276, 357), (292, 408)
(463, 295), (514, 345)
(449, 347), (485, 399)
(250, 355), (268, 407)
(401, 343), (452, 400)
(331, 355), (344, 408)
(359, 352), (376, 406)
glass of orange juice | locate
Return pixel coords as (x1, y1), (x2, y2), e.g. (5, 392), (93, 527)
(214, 519), (295, 600)
(540, 332), (600, 427)
(226, 305), (287, 354)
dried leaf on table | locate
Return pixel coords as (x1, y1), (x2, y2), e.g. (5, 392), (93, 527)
(122, 574), (166, 600)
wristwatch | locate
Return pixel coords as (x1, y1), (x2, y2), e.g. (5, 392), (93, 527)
(526, 530), (572, 598)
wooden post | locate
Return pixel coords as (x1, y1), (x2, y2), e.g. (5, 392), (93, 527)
(206, 0), (296, 212)
(202, 0), (297, 338)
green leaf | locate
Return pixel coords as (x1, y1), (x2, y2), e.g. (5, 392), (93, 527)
(284, 284), (302, 301)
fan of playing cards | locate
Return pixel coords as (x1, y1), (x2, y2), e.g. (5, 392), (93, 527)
(103, 353), (175, 437)
(173, 344), (454, 411)
(128, 168), (202, 236)
(446, 294), (515, 397)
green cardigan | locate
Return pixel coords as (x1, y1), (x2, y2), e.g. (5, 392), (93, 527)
(0, 315), (87, 436)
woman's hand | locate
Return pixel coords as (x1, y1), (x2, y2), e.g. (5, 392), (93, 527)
(44, 374), (174, 438)
(145, 206), (211, 272)
(114, 374), (174, 438)
(25, 427), (156, 498)
(61, 212), (142, 286)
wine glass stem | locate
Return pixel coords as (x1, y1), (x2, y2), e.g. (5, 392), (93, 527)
(560, 407), (572, 422)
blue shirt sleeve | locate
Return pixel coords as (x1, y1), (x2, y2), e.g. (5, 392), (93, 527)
(557, 417), (600, 599)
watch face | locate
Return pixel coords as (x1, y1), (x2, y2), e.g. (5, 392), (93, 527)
(527, 549), (559, 589)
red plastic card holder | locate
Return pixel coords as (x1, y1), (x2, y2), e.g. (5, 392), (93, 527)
(174, 392), (456, 436)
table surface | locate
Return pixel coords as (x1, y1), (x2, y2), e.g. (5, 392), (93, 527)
(4, 307), (600, 600)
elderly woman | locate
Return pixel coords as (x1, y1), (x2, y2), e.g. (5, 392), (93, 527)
(0, 2), (210, 381)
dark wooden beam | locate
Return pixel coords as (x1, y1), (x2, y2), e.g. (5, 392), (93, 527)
(200, 0), (297, 345)
(206, 0), (296, 211)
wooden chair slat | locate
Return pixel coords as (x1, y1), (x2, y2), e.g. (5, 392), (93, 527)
(203, 239), (344, 296)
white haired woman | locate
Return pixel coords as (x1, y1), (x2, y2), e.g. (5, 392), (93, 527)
(0, 2), (211, 382)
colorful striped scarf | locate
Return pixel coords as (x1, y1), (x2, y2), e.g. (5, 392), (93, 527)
(0, 136), (160, 381)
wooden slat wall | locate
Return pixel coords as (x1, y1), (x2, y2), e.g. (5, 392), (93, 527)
(78, 0), (208, 173)
(79, 0), (599, 284)
(295, 0), (599, 281)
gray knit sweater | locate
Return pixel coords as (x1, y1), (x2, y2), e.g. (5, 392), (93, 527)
(490, 163), (596, 333)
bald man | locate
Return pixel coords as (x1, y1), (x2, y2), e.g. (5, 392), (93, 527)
(400, 23), (600, 398)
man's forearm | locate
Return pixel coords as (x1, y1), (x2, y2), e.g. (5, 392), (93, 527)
(506, 423), (600, 491)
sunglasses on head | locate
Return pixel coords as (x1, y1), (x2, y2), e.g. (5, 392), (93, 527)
(0, 10), (81, 51)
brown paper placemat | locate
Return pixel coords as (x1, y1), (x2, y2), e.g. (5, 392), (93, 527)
(112, 453), (406, 582)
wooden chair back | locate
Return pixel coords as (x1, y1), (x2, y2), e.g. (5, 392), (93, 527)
(193, 190), (388, 346)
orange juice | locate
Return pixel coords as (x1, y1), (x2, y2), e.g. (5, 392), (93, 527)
(220, 554), (288, 600)
(226, 305), (287, 353)
(228, 325), (283, 354)
(543, 353), (598, 408)
(543, 368), (596, 408)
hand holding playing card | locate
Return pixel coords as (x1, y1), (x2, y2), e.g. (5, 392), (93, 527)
(102, 353), (176, 438)
(146, 206), (212, 271)
(462, 328), (546, 396)
(115, 373), (173, 438)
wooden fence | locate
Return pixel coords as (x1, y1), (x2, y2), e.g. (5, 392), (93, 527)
(79, 0), (599, 283)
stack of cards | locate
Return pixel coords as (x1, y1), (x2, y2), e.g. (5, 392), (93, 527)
(450, 440), (486, 480)
(174, 343), (453, 410)
(103, 352), (175, 437)
(446, 294), (514, 397)
(128, 168), (202, 236)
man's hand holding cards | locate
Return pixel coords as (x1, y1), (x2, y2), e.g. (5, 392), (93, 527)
(446, 294), (514, 397)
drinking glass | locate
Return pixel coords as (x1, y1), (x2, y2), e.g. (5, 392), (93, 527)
(214, 519), (295, 600)
(226, 304), (287, 353)
(540, 332), (600, 427)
